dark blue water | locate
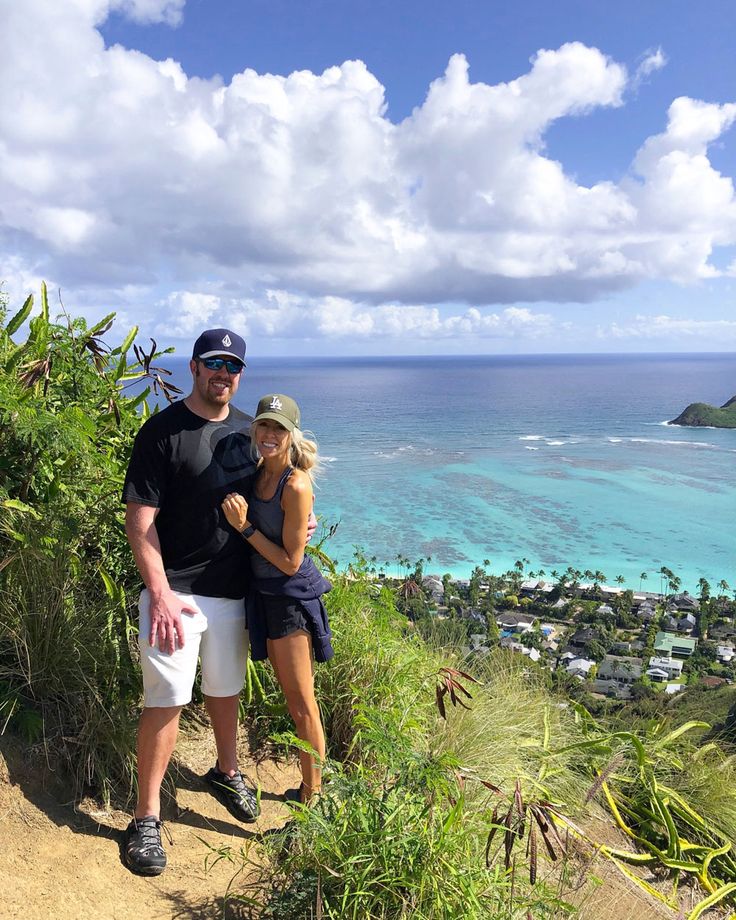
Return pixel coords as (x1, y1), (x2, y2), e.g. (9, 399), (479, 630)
(148, 353), (736, 590)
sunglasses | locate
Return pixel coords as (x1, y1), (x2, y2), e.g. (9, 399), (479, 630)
(200, 357), (245, 374)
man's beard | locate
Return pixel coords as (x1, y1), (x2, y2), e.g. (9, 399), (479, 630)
(195, 366), (232, 406)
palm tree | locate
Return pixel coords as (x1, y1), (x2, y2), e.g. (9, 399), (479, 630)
(639, 572), (648, 591)
(396, 576), (424, 619)
(566, 567), (581, 593)
(659, 566), (674, 598)
(698, 578), (711, 604)
(718, 580), (731, 598)
(616, 575), (625, 587)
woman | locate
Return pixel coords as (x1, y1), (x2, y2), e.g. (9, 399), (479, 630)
(222, 394), (332, 803)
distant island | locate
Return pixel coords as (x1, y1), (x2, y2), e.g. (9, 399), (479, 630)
(669, 394), (736, 428)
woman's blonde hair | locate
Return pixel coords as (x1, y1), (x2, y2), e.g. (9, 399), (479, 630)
(251, 421), (321, 481)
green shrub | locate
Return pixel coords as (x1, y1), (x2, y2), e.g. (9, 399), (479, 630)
(0, 285), (173, 801)
(228, 707), (574, 920)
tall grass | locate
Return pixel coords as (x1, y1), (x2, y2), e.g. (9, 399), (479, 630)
(315, 580), (442, 761)
(0, 517), (140, 802)
(231, 568), (736, 919)
(435, 651), (589, 809)
(0, 288), (167, 804)
(231, 572), (582, 919)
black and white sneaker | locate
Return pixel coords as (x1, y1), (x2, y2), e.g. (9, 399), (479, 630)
(122, 815), (167, 876)
(205, 763), (260, 823)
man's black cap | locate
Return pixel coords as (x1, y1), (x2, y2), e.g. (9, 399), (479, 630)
(192, 328), (246, 364)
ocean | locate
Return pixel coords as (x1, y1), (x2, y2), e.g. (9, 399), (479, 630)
(154, 353), (736, 592)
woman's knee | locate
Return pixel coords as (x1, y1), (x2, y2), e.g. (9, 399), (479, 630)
(284, 690), (319, 725)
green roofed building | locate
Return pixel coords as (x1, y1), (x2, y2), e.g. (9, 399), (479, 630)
(654, 631), (697, 658)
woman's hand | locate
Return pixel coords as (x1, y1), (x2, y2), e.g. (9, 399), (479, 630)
(222, 492), (250, 533)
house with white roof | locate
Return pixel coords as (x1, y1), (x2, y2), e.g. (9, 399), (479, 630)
(566, 657), (596, 680)
(647, 656), (684, 681)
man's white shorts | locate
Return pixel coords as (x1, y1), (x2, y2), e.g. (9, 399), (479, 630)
(138, 590), (249, 707)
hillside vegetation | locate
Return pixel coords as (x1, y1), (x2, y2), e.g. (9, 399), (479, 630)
(670, 396), (736, 428)
(2, 287), (736, 919)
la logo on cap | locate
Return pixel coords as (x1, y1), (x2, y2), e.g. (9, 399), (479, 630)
(270, 396), (283, 410)
(222, 334), (232, 347)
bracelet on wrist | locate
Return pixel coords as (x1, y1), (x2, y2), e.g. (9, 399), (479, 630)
(240, 523), (256, 539)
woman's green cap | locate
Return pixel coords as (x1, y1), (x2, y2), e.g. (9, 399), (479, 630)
(253, 394), (301, 431)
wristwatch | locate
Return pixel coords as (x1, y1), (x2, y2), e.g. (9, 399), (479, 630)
(240, 523), (256, 539)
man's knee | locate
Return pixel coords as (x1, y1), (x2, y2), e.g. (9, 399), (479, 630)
(138, 705), (183, 737)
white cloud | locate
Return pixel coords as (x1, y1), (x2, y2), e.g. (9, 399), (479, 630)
(1, 2), (735, 342)
(634, 47), (667, 86)
(602, 314), (736, 341)
(155, 291), (223, 337)
(112, 0), (185, 25)
(153, 287), (556, 341)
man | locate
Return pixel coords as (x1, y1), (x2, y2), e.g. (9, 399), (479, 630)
(121, 328), (260, 876)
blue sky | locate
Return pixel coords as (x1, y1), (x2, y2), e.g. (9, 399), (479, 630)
(2, 0), (736, 355)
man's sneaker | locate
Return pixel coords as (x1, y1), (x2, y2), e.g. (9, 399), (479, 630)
(122, 815), (167, 876)
(205, 764), (260, 823)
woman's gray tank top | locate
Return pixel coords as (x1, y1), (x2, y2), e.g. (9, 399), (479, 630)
(249, 467), (307, 580)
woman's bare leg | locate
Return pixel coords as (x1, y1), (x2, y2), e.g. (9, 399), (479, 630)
(267, 631), (324, 800)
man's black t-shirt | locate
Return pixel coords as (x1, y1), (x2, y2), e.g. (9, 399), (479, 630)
(122, 401), (257, 598)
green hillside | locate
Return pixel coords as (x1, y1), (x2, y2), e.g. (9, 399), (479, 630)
(670, 396), (736, 428)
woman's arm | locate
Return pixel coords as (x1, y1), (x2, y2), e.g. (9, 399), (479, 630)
(222, 472), (313, 576)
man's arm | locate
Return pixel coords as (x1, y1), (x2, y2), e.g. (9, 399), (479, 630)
(125, 502), (196, 654)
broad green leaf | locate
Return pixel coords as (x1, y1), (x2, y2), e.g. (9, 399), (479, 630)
(687, 882), (736, 919)
(99, 568), (116, 598)
(127, 386), (150, 411)
(86, 312), (116, 337)
(656, 721), (710, 747)
(111, 325), (138, 358)
(3, 499), (41, 519)
(40, 281), (49, 321)
(113, 351), (128, 381)
(5, 294), (33, 336)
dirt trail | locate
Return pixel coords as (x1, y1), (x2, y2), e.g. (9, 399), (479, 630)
(0, 730), (299, 920)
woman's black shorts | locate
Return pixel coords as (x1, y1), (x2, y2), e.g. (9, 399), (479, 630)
(259, 593), (310, 640)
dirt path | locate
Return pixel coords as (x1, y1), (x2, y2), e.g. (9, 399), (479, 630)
(0, 730), (300, 920)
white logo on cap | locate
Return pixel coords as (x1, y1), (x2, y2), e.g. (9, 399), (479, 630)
(222, 334), (232, 347)
(270, 396), (283, 410)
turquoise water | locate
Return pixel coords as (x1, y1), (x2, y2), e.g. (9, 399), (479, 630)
(160, 354), (736, 591)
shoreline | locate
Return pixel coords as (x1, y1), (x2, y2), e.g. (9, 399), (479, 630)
(324, 547), (733, 598)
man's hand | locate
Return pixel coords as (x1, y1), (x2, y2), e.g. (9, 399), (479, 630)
(222, 492), (250, 532)
(149, 589), (197, 654)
